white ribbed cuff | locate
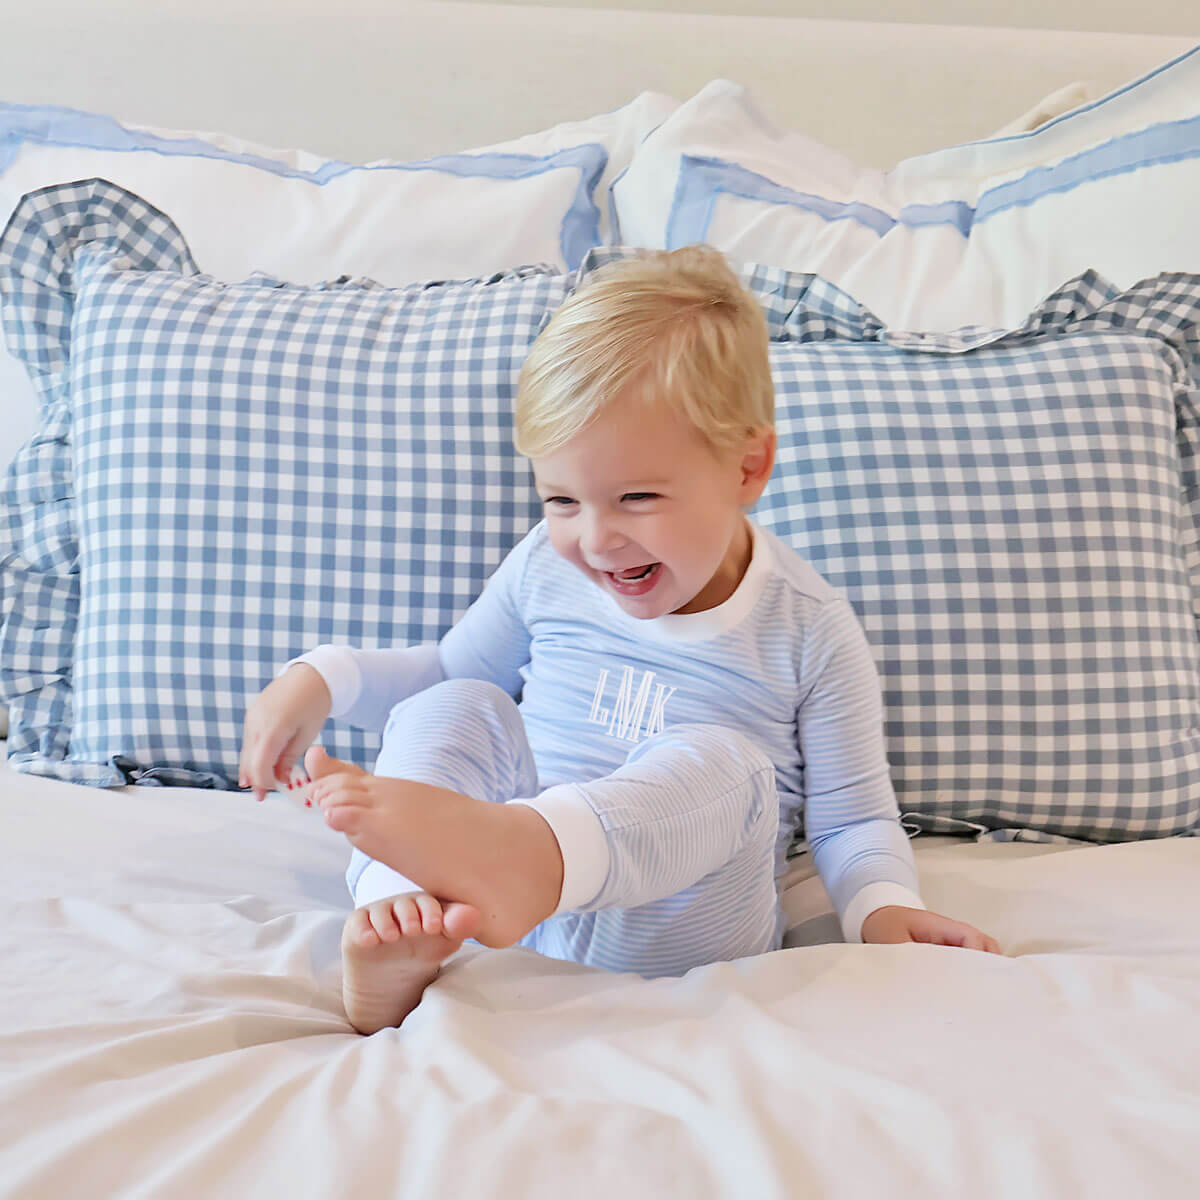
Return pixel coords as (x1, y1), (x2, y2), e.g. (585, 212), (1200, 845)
(281, 645), (362, 718)
(842, 882), (927, 945)
(508, 783), (611, 916)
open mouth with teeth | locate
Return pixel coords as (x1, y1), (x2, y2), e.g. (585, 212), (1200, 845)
(606, 562), (663, 595)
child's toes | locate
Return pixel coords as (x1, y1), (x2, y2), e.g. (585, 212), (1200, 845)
(392, 895), (425, 937)
(303, 744), (334, 780)
(305, 744), (367, 781)
(441, 901), (481, 942)
(346, 907), (383, 949)
(366, 899), (404, 943)
(322, 803), (362, 836)
(412, 893), (444, 935)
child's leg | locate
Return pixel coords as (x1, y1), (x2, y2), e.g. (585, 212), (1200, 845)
(329, 678), (542, 1033)
(520, 724), (783, 978)
(345, 677), (541, 906)
(321, 683), (780, 1007)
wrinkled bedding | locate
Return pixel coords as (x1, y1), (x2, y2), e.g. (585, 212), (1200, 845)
(1, 759), (1197, 1198)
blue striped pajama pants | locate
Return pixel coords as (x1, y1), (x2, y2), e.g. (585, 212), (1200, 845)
(347, 678), (785, 978)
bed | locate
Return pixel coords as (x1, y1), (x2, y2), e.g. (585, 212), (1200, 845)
(1, 2), (1199, 1197)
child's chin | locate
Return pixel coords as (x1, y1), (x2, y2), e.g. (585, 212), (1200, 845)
(613, 589), (674, 618)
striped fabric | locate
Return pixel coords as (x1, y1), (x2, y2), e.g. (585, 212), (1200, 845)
(354, 676), (785, 978)
(313, 516), (924, 910)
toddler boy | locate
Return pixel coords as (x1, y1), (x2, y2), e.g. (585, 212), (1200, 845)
(240, 247), (1000, 1035)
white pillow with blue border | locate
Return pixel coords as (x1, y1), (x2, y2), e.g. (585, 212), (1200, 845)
(611, 46), (1200, 334)
(0, 91), (679, 469)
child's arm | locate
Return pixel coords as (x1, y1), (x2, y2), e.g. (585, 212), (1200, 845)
(796, 598), (929, 942)
(285, 523), (539, 733)
(798, 599), (1002, 952)
(285, 643), (445, 733)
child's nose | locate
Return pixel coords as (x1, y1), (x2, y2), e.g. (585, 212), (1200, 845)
(580, 513), (625, 558)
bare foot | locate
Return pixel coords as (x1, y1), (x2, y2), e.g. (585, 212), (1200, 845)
(341, 892), (480, 1035)
(306, 744), (365, 780)
(305, 745), (563, 949)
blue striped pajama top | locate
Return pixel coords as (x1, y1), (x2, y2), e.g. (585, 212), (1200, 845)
(301, 517), (925, 941)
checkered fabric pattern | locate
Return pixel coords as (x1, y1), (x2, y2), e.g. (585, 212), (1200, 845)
(0, 179), (569, 785)
(3, 190), (1200, 846)
(749, 271), (1200, 843)
(581, 246), (1200, 842)
(586, 247), (1200, 645)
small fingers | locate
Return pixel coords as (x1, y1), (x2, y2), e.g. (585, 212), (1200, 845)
(248, 769), (274, 803)
(244, 764), (294, 803)
(956, 927), (1003, 954)
(916, 913), (1000, 954)
(236, 726), (262, 788)
(237, 742), (260, 795)
(957, 923), (1001, 953)
(272, 757), (297, 791)
(240, 751), (298, 801)
(243, 742), (287, 799)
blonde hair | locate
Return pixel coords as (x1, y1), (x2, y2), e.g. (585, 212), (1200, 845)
(515, 246), (773, 459)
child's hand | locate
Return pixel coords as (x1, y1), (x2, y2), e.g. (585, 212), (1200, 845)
(860, 906), (1003, 954)
(239, 664), (333, 800)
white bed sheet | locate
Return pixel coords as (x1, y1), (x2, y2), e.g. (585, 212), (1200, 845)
(1, 759), (1198, 1198)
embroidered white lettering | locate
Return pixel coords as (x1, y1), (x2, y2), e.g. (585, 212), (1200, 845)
(588, 669), (611, 725)
(608, 666), (654, 741)
(644, 682), (677, 737)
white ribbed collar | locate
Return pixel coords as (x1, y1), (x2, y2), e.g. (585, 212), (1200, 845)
(606, 518), (774, 643)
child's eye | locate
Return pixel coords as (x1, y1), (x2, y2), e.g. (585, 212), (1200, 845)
(543, 496), (575, 508)
(622, 492), (659, 502)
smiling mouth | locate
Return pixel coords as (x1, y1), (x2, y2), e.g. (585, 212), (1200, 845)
(604, 561), (663, 595)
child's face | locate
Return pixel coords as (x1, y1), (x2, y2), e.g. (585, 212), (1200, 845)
(531, 393), (775, 619)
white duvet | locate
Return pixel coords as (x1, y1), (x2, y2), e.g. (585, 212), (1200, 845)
(1, 759), (1197, 1199)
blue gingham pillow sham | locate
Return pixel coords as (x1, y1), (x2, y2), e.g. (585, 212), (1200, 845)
(3, 188), (1200, 848)
(585, 245), (1200, 643)
(589, 249), (1200, 845)
(0, 179), (568, 786)
(750, 273), (1200, 844)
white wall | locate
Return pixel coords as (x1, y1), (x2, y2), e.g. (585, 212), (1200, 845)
(0, 0), (1193, 166)
(449, 0), (1198, 37)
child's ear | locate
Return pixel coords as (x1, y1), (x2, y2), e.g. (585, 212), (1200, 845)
(737, 427), (776, 502)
